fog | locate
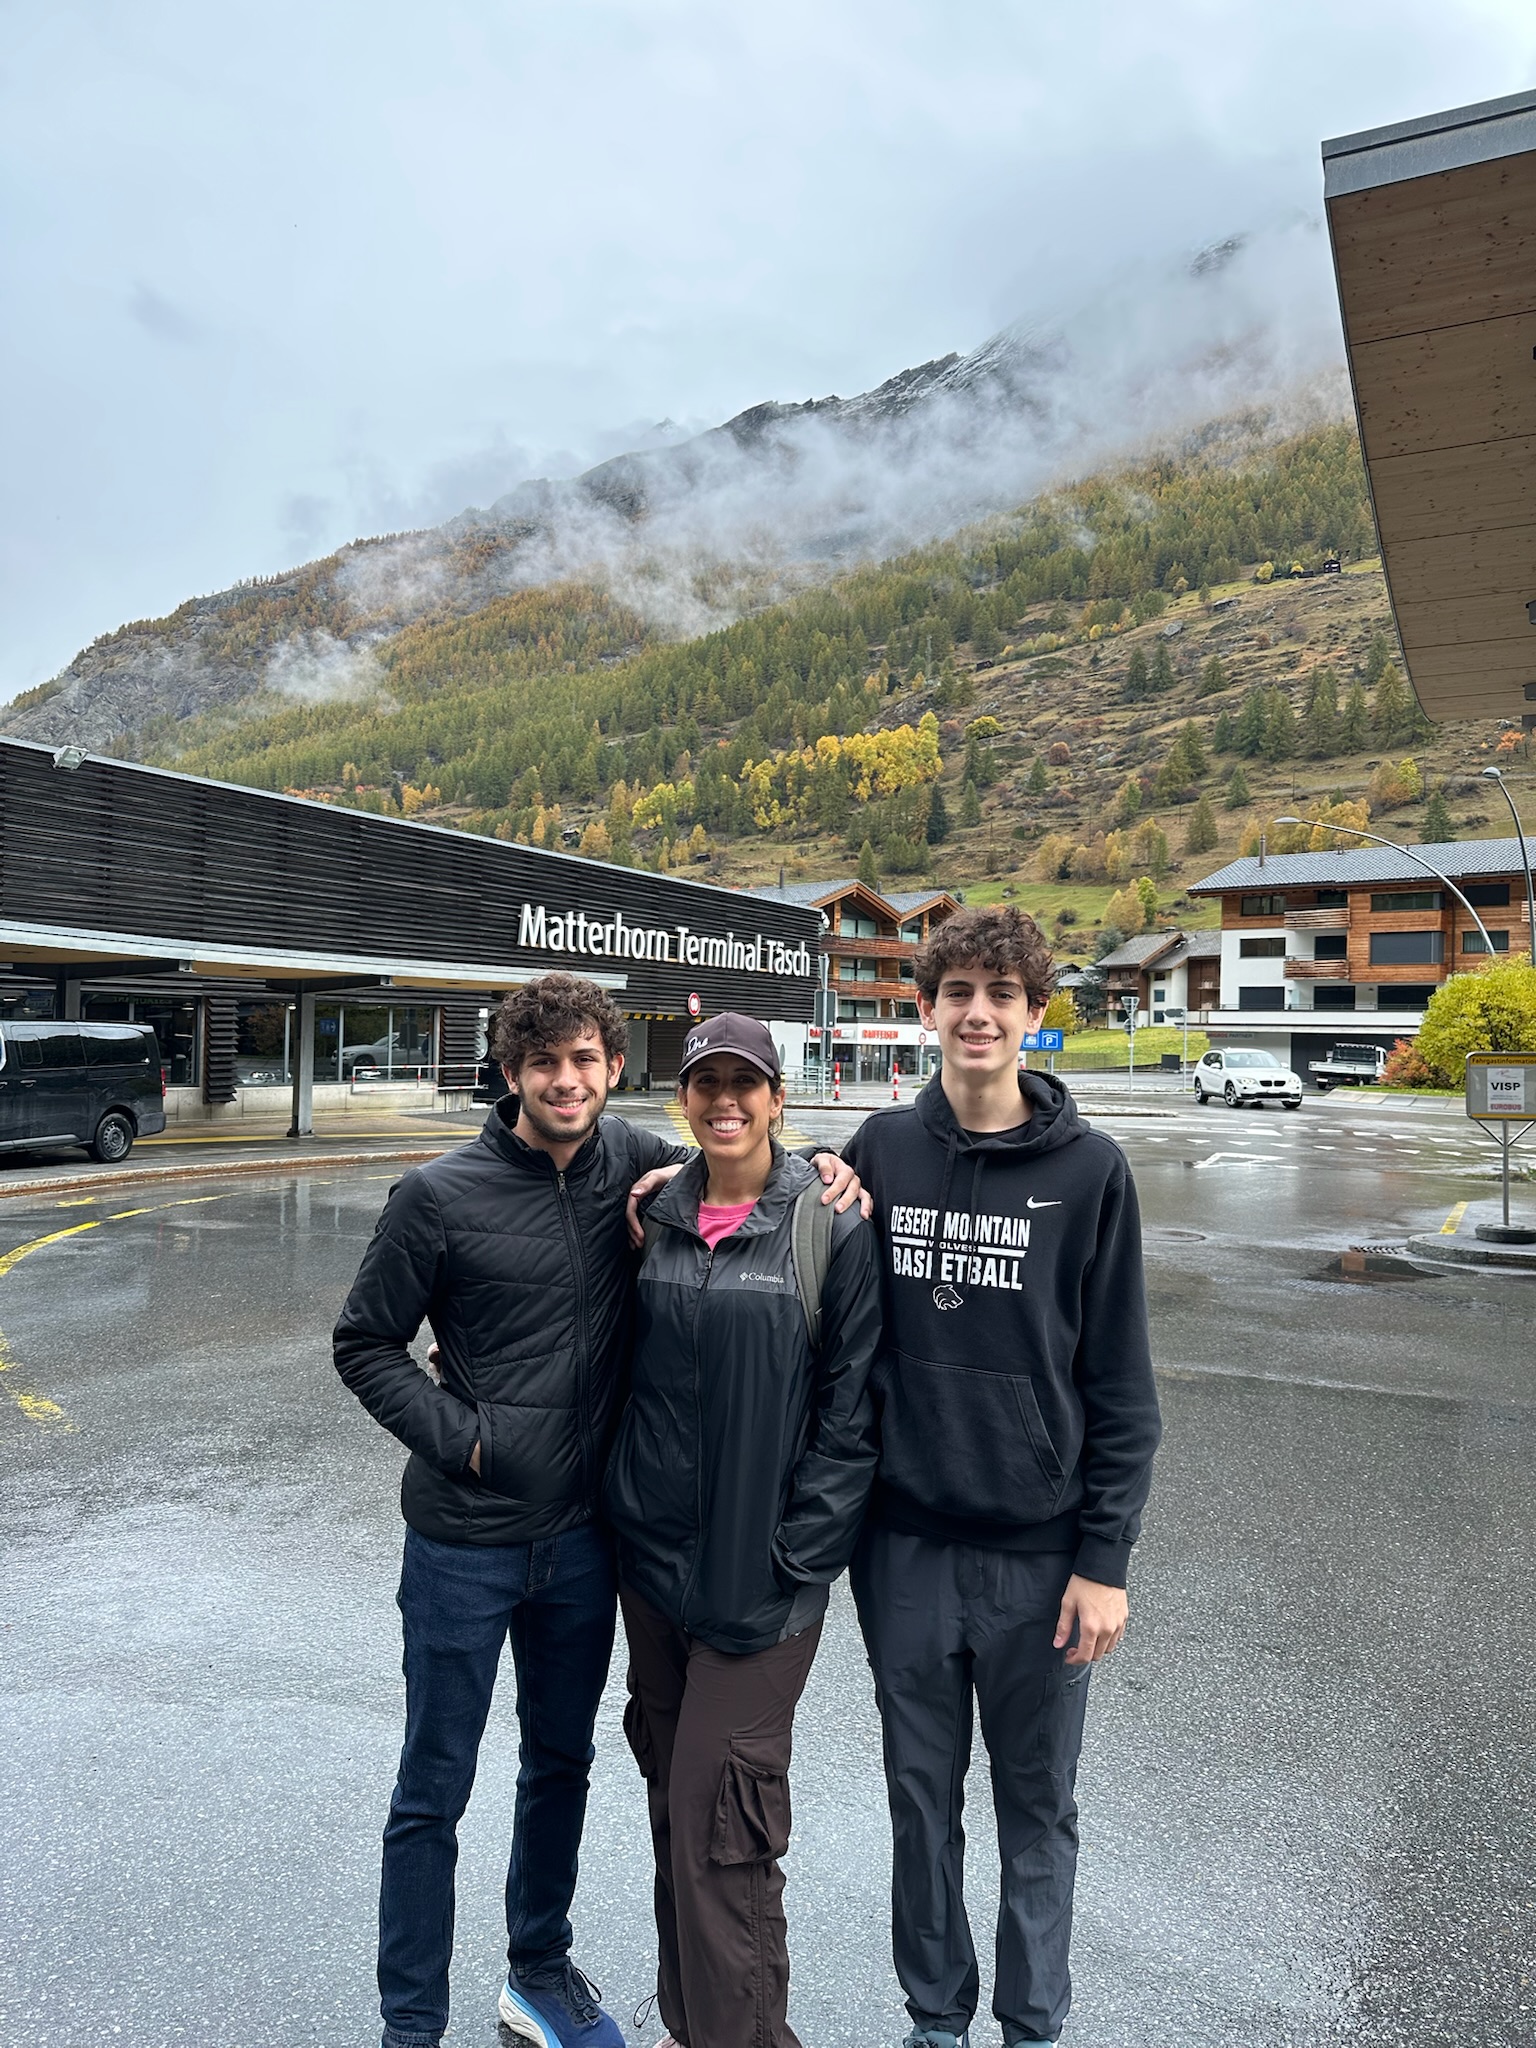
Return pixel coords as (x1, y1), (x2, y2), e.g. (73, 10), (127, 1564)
(3, 0), (1534, 695)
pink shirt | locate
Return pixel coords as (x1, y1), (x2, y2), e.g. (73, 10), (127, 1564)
(698, 1198), (757, 1249)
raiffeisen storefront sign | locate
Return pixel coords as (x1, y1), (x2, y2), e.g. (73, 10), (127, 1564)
(517, 900), (812, 979)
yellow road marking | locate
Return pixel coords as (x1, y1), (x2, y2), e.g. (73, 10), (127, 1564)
(137, 1128), (481, 1146)
(0, 1332), (75, 1431)
(0, 1220), (102, 1278)
(55, 1197), (101, 1208)
(779, 1123), (813, 1147)
(1440, 1201), (1468, 1236)
(0, 1192), (236, 1428)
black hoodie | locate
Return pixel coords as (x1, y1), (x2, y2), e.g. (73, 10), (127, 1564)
(841, 1071), (1159, 1587)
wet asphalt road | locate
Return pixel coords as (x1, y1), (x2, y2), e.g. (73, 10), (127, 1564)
(2, 1096), (1534, 2048)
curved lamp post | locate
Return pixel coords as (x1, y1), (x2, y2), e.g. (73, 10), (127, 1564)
(1480, 766), (1536, 960)
(1272, 817), (1496, 956)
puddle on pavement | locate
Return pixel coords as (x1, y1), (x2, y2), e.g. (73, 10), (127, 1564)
(1315, 1246), (1434, 1284)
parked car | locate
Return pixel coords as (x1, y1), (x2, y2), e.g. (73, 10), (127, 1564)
(1310, 1043), (1389, 1091)
(0, 1021), (168, 1160)
(1192, 1047), (1304, 1109)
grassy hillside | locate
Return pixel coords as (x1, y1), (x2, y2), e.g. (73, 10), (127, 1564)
(140, 420), (1532, 967)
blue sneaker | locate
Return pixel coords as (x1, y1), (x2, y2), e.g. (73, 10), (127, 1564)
(903, 2030), (970, 2048)
(499, 1961), (624, 2048)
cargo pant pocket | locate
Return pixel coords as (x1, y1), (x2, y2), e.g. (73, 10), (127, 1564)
(711, 1740), (791, 1865)
(622, 1684), (657, 1781)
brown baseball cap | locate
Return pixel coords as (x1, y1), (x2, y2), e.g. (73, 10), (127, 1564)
(677, 1012), (782, 1081)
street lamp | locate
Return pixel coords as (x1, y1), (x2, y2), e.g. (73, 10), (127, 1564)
(1273, 818), (1496, 956)
(1480, 766), (1535, 960)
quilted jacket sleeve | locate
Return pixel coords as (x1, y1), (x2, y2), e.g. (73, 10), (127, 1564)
(332, 1169), (481, 1476)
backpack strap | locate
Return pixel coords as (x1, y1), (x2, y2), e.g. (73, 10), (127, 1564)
(789, 1184), (835, 1346)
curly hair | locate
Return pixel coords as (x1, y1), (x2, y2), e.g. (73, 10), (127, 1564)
(489, 973), (629, 1076)
(913, 906), (1055, 1008)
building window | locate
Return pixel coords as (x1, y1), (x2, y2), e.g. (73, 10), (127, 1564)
(895, 1001), (919, 1020)
(1316, 890), (1348, 908)
(898, 959), (915, 981)
(841, 912), (880, 939)
(1464, 882), (1511, 907)
(1240, 893), (1287, 917)
(1239, 936), (1286, 958)
(1370, 890), (1442, 912)
(313, 1003), (438, 1083)
(1462, 929), (1511, 953)
(236, 1001), (291, 1085)
(841, 957), (878, 983)
(900, 921), (923, 943)
(1369, 930), (1444, 966)
(837, 999), (877, 1020)
(82, 993), (200, 1085)
(1238, 986), (1286, 1010)
(1314, 985), (1357, 1009)
(1313, 934), (1348, 960)
(1390, 985), (1435, 1008)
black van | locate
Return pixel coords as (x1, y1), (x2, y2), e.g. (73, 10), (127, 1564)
(0, 1022), (168, 1162)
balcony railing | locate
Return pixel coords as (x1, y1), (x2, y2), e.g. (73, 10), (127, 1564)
(1284, 907), (1349, 930)
(1284, 959), (1351, 979)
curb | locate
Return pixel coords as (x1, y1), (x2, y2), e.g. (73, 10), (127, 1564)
(1405, 1232), (1536, 1271)
(0, 1145), (454, 1203)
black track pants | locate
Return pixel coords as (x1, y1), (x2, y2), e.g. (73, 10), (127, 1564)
(850, 1525), (1091, 2047)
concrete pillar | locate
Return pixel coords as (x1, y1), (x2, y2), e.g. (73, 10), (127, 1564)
(288, 989), (316, 1137)
(56, 974), (82, 1019)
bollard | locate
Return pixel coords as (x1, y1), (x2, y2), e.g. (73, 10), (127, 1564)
(833, 1061), (841, 1102)
(891, 1071), (900, 1101)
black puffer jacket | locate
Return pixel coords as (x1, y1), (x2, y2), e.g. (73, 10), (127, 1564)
(604, 1146), (882, 1654)
(333, 1099), (682, 1544)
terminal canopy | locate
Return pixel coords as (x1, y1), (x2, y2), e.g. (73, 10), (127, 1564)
(1324, 89), (1536, 724)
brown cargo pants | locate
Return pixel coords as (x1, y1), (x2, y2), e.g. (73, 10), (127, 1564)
(618, 1585), (821, 2048)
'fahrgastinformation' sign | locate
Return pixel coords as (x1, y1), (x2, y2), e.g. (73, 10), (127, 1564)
(1466, 1051), (1536, 1120)
(517, 901), (811, 979)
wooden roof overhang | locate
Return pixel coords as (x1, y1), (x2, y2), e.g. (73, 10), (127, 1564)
(1324, 89), (1536, 723)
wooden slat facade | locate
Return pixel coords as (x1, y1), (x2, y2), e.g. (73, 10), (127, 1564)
(1324, 91), (1536, 725)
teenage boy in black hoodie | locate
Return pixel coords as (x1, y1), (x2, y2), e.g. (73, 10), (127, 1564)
(842, 906), (1160, 2048)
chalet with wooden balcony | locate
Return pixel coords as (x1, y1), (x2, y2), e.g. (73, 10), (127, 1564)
(1184, 838), (1534, 1075)
(1096, 929), (1222, 1022)
(748, 877), (960, 1078)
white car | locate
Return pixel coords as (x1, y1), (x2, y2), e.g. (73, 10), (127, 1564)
(1192, 1047), (1303, 1109)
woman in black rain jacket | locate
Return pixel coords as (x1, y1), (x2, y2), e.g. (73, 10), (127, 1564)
(604, 1013), (881, 2048)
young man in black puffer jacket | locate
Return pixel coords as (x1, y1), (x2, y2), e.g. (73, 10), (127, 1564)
(333, 975), (860, 2048)
(841, 909), (1161, 2048)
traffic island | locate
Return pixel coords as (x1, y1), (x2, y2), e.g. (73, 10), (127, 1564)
(1405, 1232), (1536, 1271)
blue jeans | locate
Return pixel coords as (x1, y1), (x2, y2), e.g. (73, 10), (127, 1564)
(378, 1521), (617, 2045)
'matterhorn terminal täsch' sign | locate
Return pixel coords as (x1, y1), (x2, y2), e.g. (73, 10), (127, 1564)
(517, 900), (812, 979)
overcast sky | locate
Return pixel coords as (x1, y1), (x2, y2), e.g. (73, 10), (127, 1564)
(3, 0), (1533, 696)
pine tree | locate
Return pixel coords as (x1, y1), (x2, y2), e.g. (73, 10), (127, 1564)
(1373, 664), (1409, 744)
(1135, 875), (1160, 925)
(1115, 774), (1144, 824)
(1198, 654), (1226, 697)
(925, 782), (950, 843)
(1225, 764), (1251, 809)
(858, 838), (879, 887)
(1185, 791), (1219, 853)
(1150, 641), (1176, 693)
(1027, 754), (1048, 795)
(1236, 690), (1268, 756)
(960, 779), (981, 827)
(1263, 690), (1297, 762)
(1339, 681), (1369, 751)
(1124, 648), (1150, 701)
(1212, 707), (1235, 752)
(1365, 630), (1395, 687)
(1303, 667), (1339, 757)
(1421, 787), (1453, 842)
(1177, 718), (1207, 779)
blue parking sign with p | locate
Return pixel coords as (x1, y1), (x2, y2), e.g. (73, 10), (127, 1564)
(1021, 1029), (1064, 1052)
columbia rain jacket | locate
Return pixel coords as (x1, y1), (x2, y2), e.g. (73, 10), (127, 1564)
(604, 1146), (883, 1654)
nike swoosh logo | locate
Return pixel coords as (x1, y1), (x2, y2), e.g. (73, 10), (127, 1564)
(1026, 1197), (1061, 1209)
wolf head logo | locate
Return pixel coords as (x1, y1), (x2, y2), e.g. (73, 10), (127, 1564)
(932, 1283), (964, 1311)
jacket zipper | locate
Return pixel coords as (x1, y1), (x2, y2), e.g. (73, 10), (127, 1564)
(555, 1166), (596, 1499)
(678, 1241), (714, 1630)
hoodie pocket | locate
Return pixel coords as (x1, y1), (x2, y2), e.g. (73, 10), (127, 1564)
(711, 1737), (792, 1865)
(877, 1352), (1066, 1525)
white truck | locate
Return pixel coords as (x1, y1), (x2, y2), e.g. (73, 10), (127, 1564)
(1309, 1042), (1389, 1091)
